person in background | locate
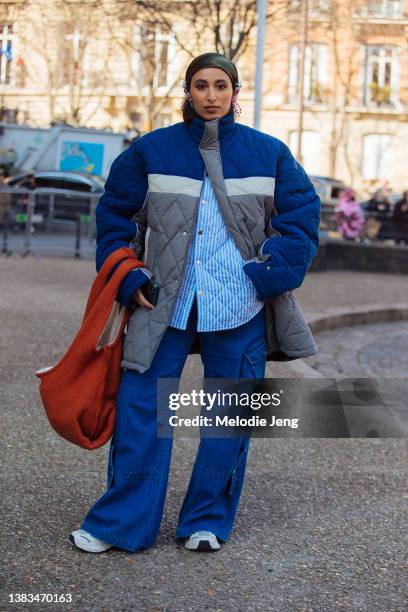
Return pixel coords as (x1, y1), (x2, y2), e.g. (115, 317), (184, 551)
(393, 190), (408, 245)
(335, 188), (365, 241)
(364, 187), (393, 240)
(366, 187), (391, 213)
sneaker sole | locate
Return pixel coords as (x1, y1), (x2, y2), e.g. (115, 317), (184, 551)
(68, 533), (111, 553)
(185, 538), (221, 552)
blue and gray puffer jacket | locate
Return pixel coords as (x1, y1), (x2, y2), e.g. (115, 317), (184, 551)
(96, 110), (321, 373)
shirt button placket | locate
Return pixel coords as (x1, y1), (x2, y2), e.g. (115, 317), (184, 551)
(196, 207), (203, 300)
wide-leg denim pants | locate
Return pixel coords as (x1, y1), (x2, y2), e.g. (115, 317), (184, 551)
(81, 299), (267, 552)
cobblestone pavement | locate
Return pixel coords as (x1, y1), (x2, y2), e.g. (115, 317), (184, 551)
(1, 256), (407, 611)
(305, 321), (408, 438)
(307, 321), (408, 379)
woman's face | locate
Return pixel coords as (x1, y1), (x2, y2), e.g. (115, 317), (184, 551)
(189, 67), (234, 120)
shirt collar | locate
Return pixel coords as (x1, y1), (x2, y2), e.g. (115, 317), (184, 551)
(186, 110), (236, 145)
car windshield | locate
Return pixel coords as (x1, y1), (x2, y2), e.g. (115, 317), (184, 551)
(2, 172), (104, 191)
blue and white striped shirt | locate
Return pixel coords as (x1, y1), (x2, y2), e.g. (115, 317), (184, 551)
(169, 174), (264, 331)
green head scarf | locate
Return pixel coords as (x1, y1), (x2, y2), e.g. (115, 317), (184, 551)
(183, 52), (241, 92)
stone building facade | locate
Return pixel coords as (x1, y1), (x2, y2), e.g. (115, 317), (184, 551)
(1, 0), (408, 195)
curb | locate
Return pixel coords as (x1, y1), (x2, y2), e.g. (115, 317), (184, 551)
(307, 303), (408, 335)
(288, 303), (408, 379)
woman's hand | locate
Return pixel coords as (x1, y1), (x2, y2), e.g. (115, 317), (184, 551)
(132, 287), (155, 310)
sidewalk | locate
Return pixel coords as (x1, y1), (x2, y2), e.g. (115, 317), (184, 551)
(1, 256), (407, 611)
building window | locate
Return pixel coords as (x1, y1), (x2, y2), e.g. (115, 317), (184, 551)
(288, 130), (322, 174)
(362, 134), (394, 180)
(0, 23), (14, 85)
(136, 26), (171, 90)
(82, 52), (104, 88)
(130, 24), (176, 92)
(156, 31), (169, 88)
(288, 43), (328, 104)
(288, 0), (331, 14)
(0, 107), (18, 122)
(128, 111), (142, 126)
(363, 46), (399, 106)
(58, 25), (84, 88)
(15, 56), (26, 87)
(365, 1), (403, 18)
(236, 50), (255, 88)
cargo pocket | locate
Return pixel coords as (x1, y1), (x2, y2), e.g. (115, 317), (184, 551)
(242, 338), (267, 379)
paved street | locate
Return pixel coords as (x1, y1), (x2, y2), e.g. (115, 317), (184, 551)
(2, 227), (96, 259)
(1, 256), (407, 611)
(307, 321), (408, 379)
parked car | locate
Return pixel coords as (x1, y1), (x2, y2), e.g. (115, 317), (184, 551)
(309, 175), (357, 208)
(309, 175), (357, 233)
(1, 170), (105, 224)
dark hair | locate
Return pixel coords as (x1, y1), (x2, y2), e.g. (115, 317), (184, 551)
(182, 98), (201, 123)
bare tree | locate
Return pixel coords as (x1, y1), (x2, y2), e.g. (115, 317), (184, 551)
(6, 0), (287, 130)
(103, 3), (195, 132)
(324, 0), (404, 187)
(323, 0), (363, 182)
(14, 0), (111, 126)
(149, 0), (289, 64)
(101, 0), (287, 130)
(267, 0), (406, 189)
(0, 0), (29, 119)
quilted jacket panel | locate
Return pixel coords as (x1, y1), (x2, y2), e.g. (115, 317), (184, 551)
(95, 111), (321, 372)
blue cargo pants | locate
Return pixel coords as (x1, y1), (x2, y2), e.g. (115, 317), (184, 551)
(81, 298), (267, 552)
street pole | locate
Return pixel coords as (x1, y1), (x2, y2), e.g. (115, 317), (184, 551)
(254, 0), (266, 130)
(296, 0), (309, 164)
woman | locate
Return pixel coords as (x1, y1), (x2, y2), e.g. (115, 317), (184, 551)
(69, 52), (320, 554)
(366, 187), (391, 213)
(393, 190), (408, 245)
(335, 188), (365, 241)
(364, 186), (392, 240)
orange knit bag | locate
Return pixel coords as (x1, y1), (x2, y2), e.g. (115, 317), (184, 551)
(35, 247), (144, 450)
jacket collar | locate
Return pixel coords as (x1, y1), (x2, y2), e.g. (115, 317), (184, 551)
(186, 110), (236, 146)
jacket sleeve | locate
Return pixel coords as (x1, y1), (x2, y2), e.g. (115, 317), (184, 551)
(95, 137), (151, 308)
(242, 141), (320, 300)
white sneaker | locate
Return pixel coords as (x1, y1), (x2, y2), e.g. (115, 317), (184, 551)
(184, 530), (221, 551)
(69, 529), (112, 553)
